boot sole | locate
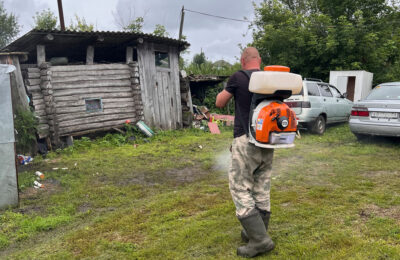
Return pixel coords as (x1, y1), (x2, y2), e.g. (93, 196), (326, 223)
(237, 241), (275, 258)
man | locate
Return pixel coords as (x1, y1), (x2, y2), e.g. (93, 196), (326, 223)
(216, 47), (275, 258)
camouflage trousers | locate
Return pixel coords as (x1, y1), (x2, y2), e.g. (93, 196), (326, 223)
(229, 134), (274, 218)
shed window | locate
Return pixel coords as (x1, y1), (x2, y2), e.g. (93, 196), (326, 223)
(85, 98), (103, 112)
(155, 51), (170, 68)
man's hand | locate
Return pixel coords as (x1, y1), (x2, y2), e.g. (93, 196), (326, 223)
(216, 90), (233, 108)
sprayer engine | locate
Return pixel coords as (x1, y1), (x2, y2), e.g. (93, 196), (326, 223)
(247, 65), (302, 148)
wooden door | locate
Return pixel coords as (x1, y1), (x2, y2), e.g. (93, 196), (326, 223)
(137, 42), (182, 129)
(347, 76), (356, 101)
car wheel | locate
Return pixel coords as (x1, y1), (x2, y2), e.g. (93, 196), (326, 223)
(309, 115), (326, 135)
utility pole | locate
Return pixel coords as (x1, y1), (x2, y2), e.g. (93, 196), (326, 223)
(57, 0), (65, 31)
(178, 6), (185, 40)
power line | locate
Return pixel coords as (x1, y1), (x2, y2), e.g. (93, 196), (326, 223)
(184, 8), (252, 23)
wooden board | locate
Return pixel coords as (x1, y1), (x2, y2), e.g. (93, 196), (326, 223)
(51, 79), (131, 90)
(56, 101), (135, 114)
(52, 107), (136, 121)
(50, 64), (129, 72)
(55, 97), (134, 108)
(50, 69), (131, 78)
(51, 74), (131, 83)
(59, 117), (136, 135)
(53, 86), (133, 97)
(58, 113), (135, 128)
(53, 92), (133, 102)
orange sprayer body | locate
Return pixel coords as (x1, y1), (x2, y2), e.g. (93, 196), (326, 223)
(254, 102), (297, 143)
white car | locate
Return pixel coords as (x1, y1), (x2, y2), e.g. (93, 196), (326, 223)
(349, 82), (400, 138)
(285, 78), (353, 134)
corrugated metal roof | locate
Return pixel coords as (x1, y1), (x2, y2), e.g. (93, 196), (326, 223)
(2, 29), (190, 53)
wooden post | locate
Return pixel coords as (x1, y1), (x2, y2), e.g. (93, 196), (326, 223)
(126, 47), (133, 64)
(179, 6), (185, 40)
(37, 45), (46, 66)
(86, 46), (94, 65)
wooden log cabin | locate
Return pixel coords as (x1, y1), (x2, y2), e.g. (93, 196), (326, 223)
(1, 29), (190, 146)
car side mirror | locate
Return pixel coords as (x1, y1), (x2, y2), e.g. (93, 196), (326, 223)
(342, 92), (348, 98)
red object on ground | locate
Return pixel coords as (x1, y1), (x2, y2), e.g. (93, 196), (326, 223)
(125, 119), (131, 124)
(208, 122), (221, 134)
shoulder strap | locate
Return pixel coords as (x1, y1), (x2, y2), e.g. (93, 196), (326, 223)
(235, 70), (254, 137)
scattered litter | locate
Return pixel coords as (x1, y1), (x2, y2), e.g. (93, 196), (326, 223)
(198, 145), (203, 149)
(35, 171), (45, 180)
(133, 144), (139, 148)
(74, 162), (78, 167)
(136, 120), (154, 137)
(61, 168), (68, 170)
(208, 122), (221, 134)
(34, 181), (44, 189)
(17, 155), (33, 165)
(52, 168), (59, 170)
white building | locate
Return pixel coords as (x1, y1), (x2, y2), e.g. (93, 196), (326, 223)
(329, 70), (373, 102)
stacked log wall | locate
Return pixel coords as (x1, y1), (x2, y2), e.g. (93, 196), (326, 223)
(23, 63), (143, 144)
(23, 65), (50, 138)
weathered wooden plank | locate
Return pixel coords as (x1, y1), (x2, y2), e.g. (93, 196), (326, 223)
(53, 92), (133, 102)
(50, 64), (129, 72)
(25, 78), (41, 86)
(162, 72), (173, 129)
(55, 97), (134, 108)
(26, 85), (41, 93)
(50, 69), (131, 78)
(156, 71), (167, 129)
(137, 42), (153, 127)
(51, 74), (130, 83)
(86, 45), (94, 65)
(56, 101), (135, 114)
(58, 113), (135, 128)
(52, 79), (131, 90)
(26, 67), (40, 73)
(59, 125), (123, 137)
(34, 109), (46, 117)
(37, 45), (46, 66)
(59, 118), (136, 135)
(32, 99), (45, 106)
(27, 72), (40, 78)
(31, 92), (44, 101)
(170, 46), (182, 128)
(53, 86), (133, 97)
(34, 104), (46, 111)
(52, 107), (136, 121)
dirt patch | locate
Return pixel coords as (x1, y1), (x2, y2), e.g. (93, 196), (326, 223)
(19, 178), (62, 199)
(359, 204), (400, 221)
(117, 166), (210, 186)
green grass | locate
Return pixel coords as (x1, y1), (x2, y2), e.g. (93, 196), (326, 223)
(1, 124), (400, 259)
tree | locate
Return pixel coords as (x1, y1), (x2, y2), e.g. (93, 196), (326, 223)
(153, 24), (169, 37)
(33, 9), (57, 30)
(124, 17), (144, 33)
(251, 0), (400, 84)
(68, 15), (94, 32)
(193, 51), (207, 66)
(0, 1), (19, 48)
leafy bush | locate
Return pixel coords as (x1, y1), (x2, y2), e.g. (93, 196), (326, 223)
(14, 107), (38, 154)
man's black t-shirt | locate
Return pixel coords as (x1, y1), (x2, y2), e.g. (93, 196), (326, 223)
(225, 69), (259, 138)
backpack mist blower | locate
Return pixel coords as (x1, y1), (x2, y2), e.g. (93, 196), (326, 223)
(244, 65), (303, 148)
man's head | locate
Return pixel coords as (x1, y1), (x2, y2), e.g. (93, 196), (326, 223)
(240, 47), (261, 70)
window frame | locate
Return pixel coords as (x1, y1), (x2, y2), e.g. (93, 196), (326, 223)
(85, 98), (103, 113)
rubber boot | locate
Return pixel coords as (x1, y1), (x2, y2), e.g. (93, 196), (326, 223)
(237, 212), (275, 258)
(241, 210), (271, 242)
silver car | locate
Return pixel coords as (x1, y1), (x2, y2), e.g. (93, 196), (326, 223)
(285, 79), (353, 134)
(349, 82), (400, 138)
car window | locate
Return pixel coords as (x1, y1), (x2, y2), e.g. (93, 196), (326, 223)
(366, 85), (400, 100)
(329, 86), (341, 98)
(319, 84), (333, 97)
(306, 82), (320, 96)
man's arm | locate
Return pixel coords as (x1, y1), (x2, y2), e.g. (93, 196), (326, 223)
(216, 89), (233, 108)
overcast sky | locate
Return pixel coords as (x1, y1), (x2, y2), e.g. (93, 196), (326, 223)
(3, 0), (263, 64)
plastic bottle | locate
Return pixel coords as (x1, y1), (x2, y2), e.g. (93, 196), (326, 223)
(35, 171), (45, 179)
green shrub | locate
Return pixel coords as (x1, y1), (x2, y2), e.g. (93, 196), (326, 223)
(14, 107), (38, 154)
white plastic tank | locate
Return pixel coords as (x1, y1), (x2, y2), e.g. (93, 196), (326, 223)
(249, 66), (303, 95)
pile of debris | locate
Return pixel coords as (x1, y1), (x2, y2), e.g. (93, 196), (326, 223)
(192, 105), (234, 134)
